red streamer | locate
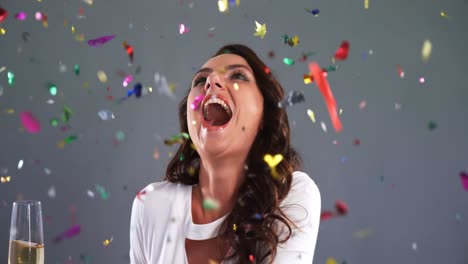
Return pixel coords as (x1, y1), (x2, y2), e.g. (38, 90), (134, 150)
(309, 62), (343, 132)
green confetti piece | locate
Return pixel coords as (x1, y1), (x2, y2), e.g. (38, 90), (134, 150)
(202, 197), (220, 211)
(48, 82), (57, 96)
(50, 118), (59, 127)
(79, 254), (94, 264)
(62, 106), (72, 122)
(74, 64), (80, 75)
(95, 184), (110, 200)
(7, 71), (14, 86)
(326, 65), (338, 72)
(64, 135), (78, 144)
(115, 130), (125, 141)
(179, 154), (184, 161)
(428, 121), (437, 131)
(283, 57), (294, 66)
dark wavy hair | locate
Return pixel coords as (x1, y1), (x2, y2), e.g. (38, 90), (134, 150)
(164, 44), (303, 263)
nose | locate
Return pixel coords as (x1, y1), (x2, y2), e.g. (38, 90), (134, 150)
(204, 74), (224, 93)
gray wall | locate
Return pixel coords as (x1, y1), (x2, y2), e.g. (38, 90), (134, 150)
(1, 0), (467, 263)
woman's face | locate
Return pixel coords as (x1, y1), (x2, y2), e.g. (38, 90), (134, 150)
(187, 53), (264, 159)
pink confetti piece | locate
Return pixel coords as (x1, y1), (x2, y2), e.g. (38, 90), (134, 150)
(460, 171), (468, 191)
(20, 111), (41, 134)
(87, 35), (115, 47)
(191, 95), (204, 111)
(53, 224), (81, 243)
(15, 12), (27, 21)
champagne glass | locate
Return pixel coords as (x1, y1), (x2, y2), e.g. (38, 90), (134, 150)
(8, 200), (45, 264)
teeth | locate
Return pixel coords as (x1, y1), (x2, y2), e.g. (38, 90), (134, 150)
(203, 97), (232, 116)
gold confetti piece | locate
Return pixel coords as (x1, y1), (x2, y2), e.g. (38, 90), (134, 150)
(440, 10), (449, 18)
(326, 257), (338, 264)
(1, 176), (11, 183)
(0, 28), (6, 35)
(364, 0), (369, 9)
(103, 236), (113, 246)
(6, 108), (15, 114)
(97, 70), (108, 83)
(233, 224), (237, 231)
(233, 83), (239, 90)
(353, 228), (373, 239)
(253, 21), (267, 39)
(307, 109), (316, 123)
(208, 259), (219, 264)
(421, 39), (432, 63)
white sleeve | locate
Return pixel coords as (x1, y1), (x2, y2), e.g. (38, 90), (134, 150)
(274, 172), (321, 264)
(129, 196), (147, 264)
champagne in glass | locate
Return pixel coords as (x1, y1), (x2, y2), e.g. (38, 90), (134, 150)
(8, 200), (45, 264)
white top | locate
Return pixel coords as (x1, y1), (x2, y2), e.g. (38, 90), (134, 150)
(129, 171), (321, 264)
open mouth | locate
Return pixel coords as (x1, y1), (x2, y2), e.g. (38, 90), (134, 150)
(202, 94), (233, 129)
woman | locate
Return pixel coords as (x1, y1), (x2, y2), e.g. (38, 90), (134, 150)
(130, 44), (321, 264)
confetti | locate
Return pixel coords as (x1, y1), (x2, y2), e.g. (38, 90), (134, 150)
(202, 197), (220, 210)
(87, 190), (95, 198)
(126, 82), (143, 98)
(282, 34), (299, 47)
(419, 77), (425, 83)
(48, 186), (56, 198)
(427, 121), (437, 131)
(87, 35), (115, 47)
(0, 7), (8, 22)
(95, 184), (110, 200)
(249, 254), (254, 263)
(326, 257), (338, 264)
(17, 160), (24, 169)
(20, 111), (41, 134)
(335, 200), (348, 215)
(15, 12), (27, 21)
(48, 82), (58, 96)
(412, 242), (418, 251)
(164, 132), (189, 146)
(307, 109), (316, 123)
(334, 41), (350, 60)
(320, 121), (327, 132)
(1, 176), (11, 183)
(309, 62), (343, 132)
(298, 51), (316, 62)
(62, 106), (72, 122)
(278, 90), (305, 108)
(364, 0), (369, 9)
(115, 130), (125, 142)
(0, 28), (5, 35)
(179, 24), (189, 35)
(123, 75), (133, 87)
(460, 171), (468, 191)
(122, 41), (134, 62)
(73, 64), (80, 75)
(97, 70), (107, 83)
(253, 21), (267, 39)
(97, 110), (115, 121)
(421, 39), (432, 63)
(440, 10), (450, 18)
(359, 100), (367, 109)
(282, 57), (294, 65)
(102, 237), (113, 246)
(7, 71), (14, 85)
(397, 65), (405, 78)
(155, 72), (176, 100)
(53, 224), (81, 243)
(264, 154), (283, 179)
(50, 118), (59, 127)
(305, 8), (319, 16)
(191, 95), (205, 111)
(218, 0), (228, 12)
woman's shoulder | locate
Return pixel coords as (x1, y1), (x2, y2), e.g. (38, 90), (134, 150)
(291, 171), (320, 196)
(131, 180), (190, 216)
(279, 171), (321, 226)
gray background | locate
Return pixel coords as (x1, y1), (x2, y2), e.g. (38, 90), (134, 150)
(1, 0), (467, 263)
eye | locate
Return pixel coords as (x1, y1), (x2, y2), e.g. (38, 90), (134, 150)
(230, 70), (249, 81)
(192, 76), (206, 87)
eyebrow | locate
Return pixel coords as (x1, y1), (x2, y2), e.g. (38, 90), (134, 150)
(192, 64), (253, 79)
